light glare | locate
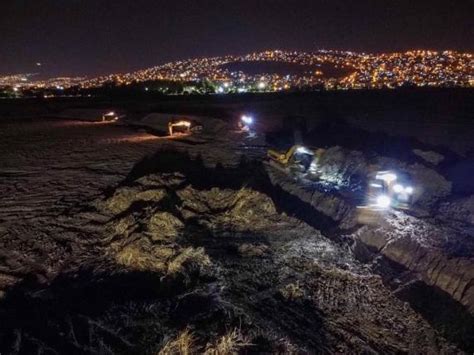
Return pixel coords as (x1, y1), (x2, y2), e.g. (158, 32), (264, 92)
(376, 195), (391, 209)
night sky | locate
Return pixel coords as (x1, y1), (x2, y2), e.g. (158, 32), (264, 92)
(1, 0), (473, 77)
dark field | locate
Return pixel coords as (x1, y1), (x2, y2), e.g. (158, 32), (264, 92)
(0, 89), (473, 354)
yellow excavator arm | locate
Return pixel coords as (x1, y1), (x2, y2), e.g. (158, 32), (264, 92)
(267, 145), (299, 165)
(267, 145), (326, 175)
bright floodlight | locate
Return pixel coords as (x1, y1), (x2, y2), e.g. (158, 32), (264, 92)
(241, 115), (253, 125)
(377, 172), (397, 183)
(393, 183), (404, 193)
(376, 195), (391, 209)
(296, 146), (312, 154)
(405, 186), (414, 194)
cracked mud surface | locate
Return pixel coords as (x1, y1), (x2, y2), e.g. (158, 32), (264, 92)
(0, 116), (473, 354)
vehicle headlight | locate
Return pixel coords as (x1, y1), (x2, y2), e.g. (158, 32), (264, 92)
(376, 195), (391, 209)
(241, 115), (253, 125)
(296, 146), (312, 154)
(393, 183), (404, 193)
(376, 172), (397, 183)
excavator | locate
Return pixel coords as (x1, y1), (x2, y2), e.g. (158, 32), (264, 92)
(266, 119), (415, 210)
(267, 145), (325, 175)
(267, 145), (415, 210)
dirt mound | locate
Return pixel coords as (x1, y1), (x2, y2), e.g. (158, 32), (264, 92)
(438, 195), (474, 225)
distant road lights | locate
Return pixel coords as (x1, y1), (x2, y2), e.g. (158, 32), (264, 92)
(258, 81), (266, 90)
(217, 86), (224, 93)
(376, 195), (392, 209)
(224, 82), (230, 88)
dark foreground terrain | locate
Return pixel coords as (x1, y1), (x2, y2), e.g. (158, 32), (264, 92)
(0, 90), (473, 354)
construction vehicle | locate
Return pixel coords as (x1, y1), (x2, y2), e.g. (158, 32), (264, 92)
(238, 114), (254, 131)
(267, 145), (415, 210)
(102, 111), (124, 122)
(168, 118), (203, 136)
(267, 145), (325, 174)
(366, 170), (414, 209)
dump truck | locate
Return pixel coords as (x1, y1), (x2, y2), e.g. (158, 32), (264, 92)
(168, 118), (203, 136)
(102, 111), (124, 122)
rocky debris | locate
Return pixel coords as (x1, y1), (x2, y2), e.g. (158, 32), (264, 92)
(238, 243), (269, 257)
(94, 170), (285, 288)
(438, 195), (474, 225)
(265, 149), (473, 318)
(149, 212), (184, 241)
(176, 185), (277, 231)
(159, 327), (252, 355)
(313, 146), (368, 192)
(413, 148), (445, 165)
(404, 162), (452, 208)
(352, 211), (474, 314)
(266, 165), (359, 229)
(102, 186), (167, 214)
(279, 281), (305, 300)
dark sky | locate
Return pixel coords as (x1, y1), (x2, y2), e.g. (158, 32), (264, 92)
(1, 0), (473, 77)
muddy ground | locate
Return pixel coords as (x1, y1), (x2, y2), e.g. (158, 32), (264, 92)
(0, 94), (473, 354)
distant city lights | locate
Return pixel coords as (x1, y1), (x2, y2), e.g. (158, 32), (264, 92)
(1, 49), (472, 96)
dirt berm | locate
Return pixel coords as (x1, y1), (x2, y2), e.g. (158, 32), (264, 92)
(265, 146), (474, 318)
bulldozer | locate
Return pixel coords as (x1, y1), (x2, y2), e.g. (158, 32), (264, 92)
(365, 170), (415, 209)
